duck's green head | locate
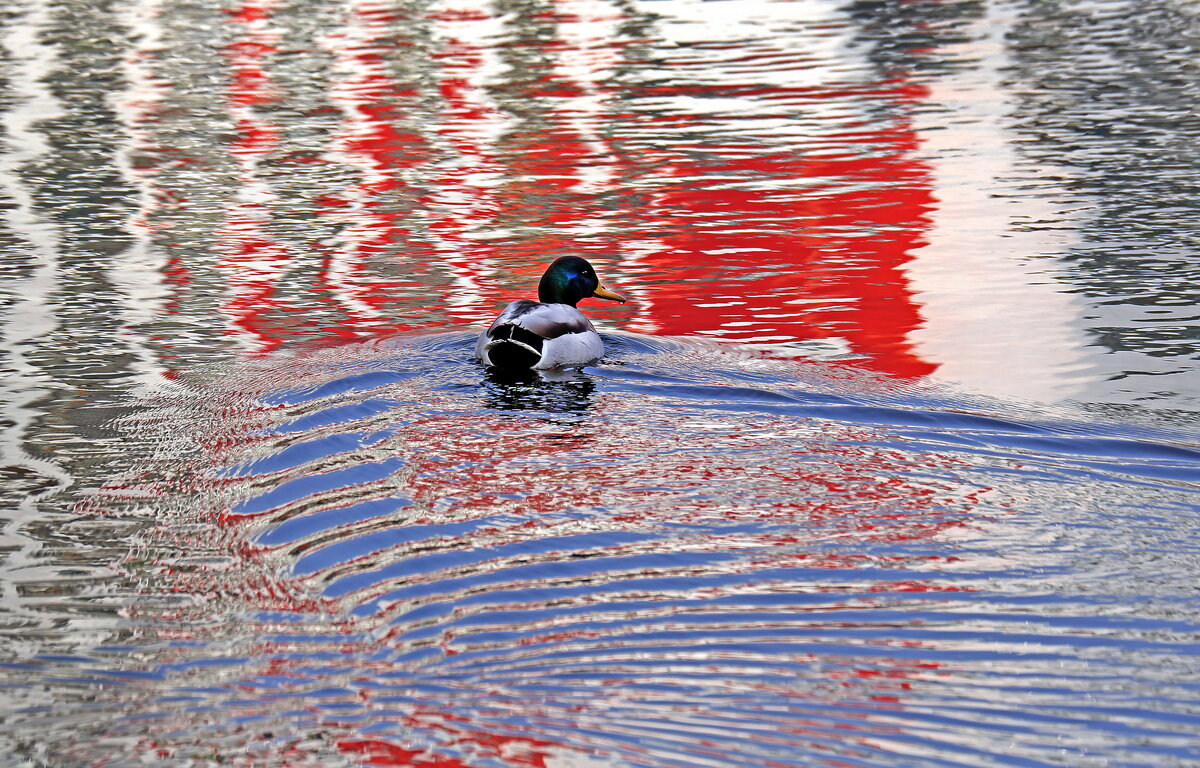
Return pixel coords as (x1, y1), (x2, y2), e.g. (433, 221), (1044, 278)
(537, 256), (627, 307)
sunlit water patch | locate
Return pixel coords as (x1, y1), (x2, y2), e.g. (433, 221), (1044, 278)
(4, 334), (1199, 767)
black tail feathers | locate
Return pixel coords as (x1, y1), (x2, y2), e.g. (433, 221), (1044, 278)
(485, 324), (544, 370)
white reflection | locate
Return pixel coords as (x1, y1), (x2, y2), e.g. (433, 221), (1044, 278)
(0, 0), (72, 655)
(905, 2), (1096, 403)
(112, 0), (174, 393)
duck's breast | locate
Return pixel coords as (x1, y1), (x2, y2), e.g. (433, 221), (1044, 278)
(536, 329), (604, 369)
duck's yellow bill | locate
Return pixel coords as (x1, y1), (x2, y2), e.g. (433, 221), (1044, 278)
(593, 284), (627, 304)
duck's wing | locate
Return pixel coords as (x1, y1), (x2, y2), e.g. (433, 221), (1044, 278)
(490, 300), (594, 338)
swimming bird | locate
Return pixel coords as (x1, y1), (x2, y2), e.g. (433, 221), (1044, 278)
(476, 256), (627, 371)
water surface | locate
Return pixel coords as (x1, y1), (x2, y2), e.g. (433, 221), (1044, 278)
(2, 0), (1200, 765)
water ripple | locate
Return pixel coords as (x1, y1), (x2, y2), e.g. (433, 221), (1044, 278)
(3, 0), (1200, 765)
(4, 334), (1189, 766)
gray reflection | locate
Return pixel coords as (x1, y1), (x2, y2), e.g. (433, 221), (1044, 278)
(1005, 0), (1200, 405)
(846, 0), (987, 77)
(0, 0), (140, 669)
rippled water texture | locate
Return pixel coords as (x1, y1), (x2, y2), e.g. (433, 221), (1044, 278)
(2, 0), (1200, 766)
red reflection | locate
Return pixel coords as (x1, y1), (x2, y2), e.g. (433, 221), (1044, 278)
(621, 116), (938, 378)
(215, 0), (293, 353)
(588, 72), (937, 377)
(338, 738), (477, 767)
(415, 0), (937, 378)
(339, 728), (560, 767)
(185, 0), (940, 380)
(319, 0), (449, 339)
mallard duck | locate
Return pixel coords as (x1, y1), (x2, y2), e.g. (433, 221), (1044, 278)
(476, 256), (627, 371)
